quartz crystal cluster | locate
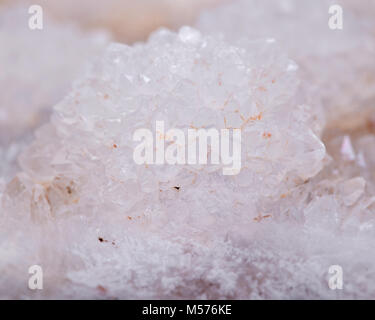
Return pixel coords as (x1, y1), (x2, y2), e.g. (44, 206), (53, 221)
(1, 27), (328, 298)
(197, 0), (375, 130)
(1, 1), (375, 299)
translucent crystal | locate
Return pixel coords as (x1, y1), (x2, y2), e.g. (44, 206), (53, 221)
(1, 2), (375, 299)
(1, 27), (330, 298)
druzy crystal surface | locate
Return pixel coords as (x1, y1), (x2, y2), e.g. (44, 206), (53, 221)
(1, 27), (328, 298)
(1, 1), (375, 299)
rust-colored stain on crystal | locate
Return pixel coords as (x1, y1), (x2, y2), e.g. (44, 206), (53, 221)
(263, 132), (272, 138)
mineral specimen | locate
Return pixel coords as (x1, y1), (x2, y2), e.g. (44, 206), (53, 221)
(1, 1), (375, 300)
(1, 27), (328, 298)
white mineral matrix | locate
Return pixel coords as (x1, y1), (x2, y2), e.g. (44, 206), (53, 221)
(1, 4), (375, 299)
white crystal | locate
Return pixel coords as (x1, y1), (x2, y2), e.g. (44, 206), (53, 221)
(340, 135), (356, 161)
(1, 27), (329, 298)
(1, 2), (375, 300)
